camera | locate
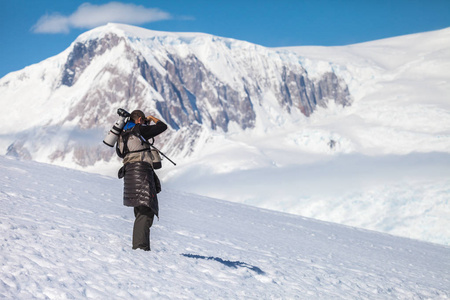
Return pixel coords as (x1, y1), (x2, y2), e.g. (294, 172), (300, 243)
(103, 108), (130, 147)
(117, 108), (130, 118)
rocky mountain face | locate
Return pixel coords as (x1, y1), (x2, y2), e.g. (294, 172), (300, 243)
(0, 23), (351, 169)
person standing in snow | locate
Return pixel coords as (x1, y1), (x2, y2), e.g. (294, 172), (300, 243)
(117, 110), (167, 251)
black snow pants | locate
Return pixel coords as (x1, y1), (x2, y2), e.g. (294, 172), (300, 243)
(132, 206), (155, 251)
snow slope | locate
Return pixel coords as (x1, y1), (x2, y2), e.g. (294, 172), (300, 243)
(1, 156), (449, 299)
(163, 152), (450, 246)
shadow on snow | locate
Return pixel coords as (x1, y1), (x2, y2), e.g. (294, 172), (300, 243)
(181, 253), (265, 275)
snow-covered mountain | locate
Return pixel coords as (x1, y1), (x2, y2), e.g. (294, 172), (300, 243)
(1, 24), (450, 246)
(0, 23), (350, 168)
(1, 156), (449, 299)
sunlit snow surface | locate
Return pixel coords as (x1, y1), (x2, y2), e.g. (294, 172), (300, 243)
(1, 156), (449, 299)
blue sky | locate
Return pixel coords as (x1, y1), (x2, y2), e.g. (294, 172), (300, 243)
(1, 0), (450, 78)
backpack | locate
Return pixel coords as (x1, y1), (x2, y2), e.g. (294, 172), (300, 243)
(116, 124), (162, 169)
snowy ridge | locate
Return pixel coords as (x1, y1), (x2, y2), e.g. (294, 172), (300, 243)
(1, 156), (449, 299)
(0, 22), (350, 167)
(278, 27), (450, 154)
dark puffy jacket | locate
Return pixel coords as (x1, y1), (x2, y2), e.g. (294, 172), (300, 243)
(123, 161), (159, 217)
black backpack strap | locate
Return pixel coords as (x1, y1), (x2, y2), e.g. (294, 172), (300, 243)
(116, 129), (132, 158)
(116, 143), (124, 158)
(118, 125), (151, 157)
(116, 133), (125, 158)
(133, 125), (151, 146)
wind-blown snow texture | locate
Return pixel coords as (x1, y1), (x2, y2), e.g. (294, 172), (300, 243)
(1, 156), (449, 299)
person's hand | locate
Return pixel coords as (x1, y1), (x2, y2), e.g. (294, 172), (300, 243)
(146, 115), (160, 123)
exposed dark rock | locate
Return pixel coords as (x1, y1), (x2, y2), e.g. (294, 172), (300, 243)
(5, 29), (352, 166)
(61, 34), (122, 87)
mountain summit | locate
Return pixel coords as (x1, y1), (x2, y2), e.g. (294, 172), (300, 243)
(0, 23), (350, 168)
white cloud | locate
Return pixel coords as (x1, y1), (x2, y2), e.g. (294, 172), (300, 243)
(32, 13), (71, 34)
(32, 2), (172, 34)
